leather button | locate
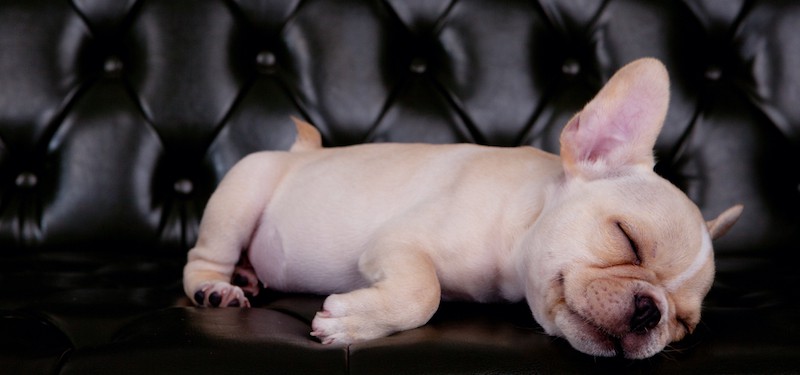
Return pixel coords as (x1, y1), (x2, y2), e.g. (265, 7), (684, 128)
(257, 50), (277, 73)
(173, 179), (193, 195)
(705, 64), (722, 81)
(104, 56), (123, 76)
(409, 57), (427, 74)
(15, 172), (38, 188)
(562, 58), (581, 76)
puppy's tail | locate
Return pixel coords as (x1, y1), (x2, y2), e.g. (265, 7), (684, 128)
(290, 116), (323, 152)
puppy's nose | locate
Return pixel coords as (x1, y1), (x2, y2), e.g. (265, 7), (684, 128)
(630, 295), (661, 333)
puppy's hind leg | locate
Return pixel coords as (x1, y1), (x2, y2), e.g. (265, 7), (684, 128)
(311, 239), (441, 344)
(183, 153), (285, 308)
(232, 251), (263, 298)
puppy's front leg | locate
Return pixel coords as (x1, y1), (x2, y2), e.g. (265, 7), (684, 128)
(311, 241), (441, 344)
(183, 154), (282, 308)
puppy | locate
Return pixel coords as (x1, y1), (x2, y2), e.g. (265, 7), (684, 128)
(183, 58), (742, 359)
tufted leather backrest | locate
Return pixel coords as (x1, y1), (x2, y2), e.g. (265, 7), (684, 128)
(1, 0), (798, 267)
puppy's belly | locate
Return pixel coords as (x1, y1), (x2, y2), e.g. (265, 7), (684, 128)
(243, 145), (452, 295)
(247, 220), (369, 294)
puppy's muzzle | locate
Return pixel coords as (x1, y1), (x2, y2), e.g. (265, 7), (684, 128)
(630, 295), (661, 333)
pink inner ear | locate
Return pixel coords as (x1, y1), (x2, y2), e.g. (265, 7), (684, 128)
(593, 102), (648, 159)
(563, 106), (643, 169)
(572, 116), (628, 163)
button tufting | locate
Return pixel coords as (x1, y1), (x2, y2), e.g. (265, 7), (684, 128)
(705, 64), (722, 81)
(256, 50), (277, 73)
(409, 57), (427, 74)
(104, 56), (123, 75)
(173, 179), (194, 195)
(561, 58), (581, 76)
(15, 172), (38, 188)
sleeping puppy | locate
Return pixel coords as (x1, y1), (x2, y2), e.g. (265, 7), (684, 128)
(183, 58), (742, 359)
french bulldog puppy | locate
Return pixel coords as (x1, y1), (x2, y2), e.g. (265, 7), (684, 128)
(183, 58), (742, 359)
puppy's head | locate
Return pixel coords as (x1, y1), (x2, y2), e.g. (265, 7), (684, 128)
(523, 58), (742, 359)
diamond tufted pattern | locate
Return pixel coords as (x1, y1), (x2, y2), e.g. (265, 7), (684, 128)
(1, 0), (799, 373)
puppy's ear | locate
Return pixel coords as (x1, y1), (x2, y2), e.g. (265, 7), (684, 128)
(559, 58), (669, 179)
(707, 205), (744, 240)
(290, 116), (323, 152)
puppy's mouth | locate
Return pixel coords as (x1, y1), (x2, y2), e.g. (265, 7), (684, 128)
(562, 304), (668, 359)
(562, 306), (622, 357)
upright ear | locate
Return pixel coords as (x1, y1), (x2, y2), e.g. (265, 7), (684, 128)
(559, 58), (670, 179)
(707, 204), (744, 240)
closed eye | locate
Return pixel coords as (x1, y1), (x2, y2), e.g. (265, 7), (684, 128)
(616, 222), (641, 265)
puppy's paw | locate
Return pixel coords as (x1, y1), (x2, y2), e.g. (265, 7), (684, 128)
(310, 294), (388, 345)
(193, 282), (251, 308)
(310, 310), (351, 345)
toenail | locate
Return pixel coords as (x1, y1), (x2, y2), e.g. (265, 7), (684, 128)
(194, 290), (205, 305)
(209, 292), (222, 307)
(228, 299), (240, 307)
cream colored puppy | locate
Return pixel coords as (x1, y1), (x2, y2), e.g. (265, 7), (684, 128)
(183, 58), (742, 359)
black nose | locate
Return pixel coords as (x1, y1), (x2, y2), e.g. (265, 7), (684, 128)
(630, 295), (661, 333)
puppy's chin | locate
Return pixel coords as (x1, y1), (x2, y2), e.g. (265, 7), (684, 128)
(552, 303), (669, 359)
(554, 307), (618, 357)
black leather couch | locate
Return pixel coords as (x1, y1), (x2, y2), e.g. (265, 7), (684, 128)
(2, 0), (799, 374)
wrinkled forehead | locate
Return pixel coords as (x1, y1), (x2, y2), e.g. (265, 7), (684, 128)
(604, 174), (714, 286)
(664, 222), (713, 292)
